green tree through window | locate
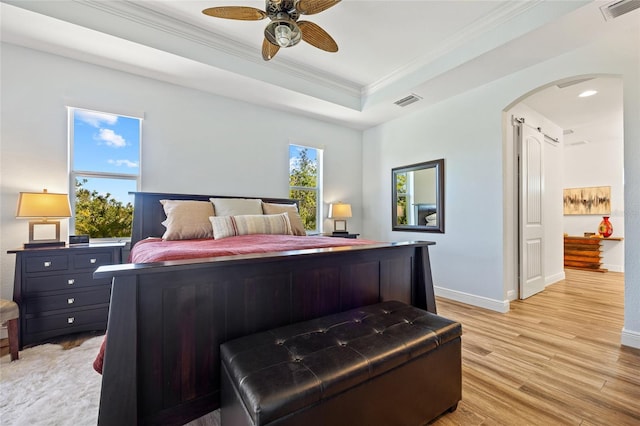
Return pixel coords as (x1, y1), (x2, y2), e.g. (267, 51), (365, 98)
(396, 173), (408, 225)
(289, 145), (321, 232)
(75, 179), (133, 238)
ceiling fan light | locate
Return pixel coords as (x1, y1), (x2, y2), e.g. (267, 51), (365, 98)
(275, 24), (293, 47)
(265, 17), (301, 49)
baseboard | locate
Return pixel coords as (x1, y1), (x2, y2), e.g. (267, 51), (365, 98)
(545, 271), (565, 286)
(621, 328), (640, 349)
(435, 286), (510, 313)
(603, 264), (624, 273)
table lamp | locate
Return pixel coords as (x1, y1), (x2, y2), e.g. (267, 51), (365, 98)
(328, 202), (352, 235)
(16, 189), (72, 248)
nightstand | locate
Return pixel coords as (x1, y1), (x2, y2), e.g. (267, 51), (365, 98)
(8, 243), (124, 349)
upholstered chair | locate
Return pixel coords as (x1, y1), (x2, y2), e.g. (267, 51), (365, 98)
(0, 299), (19, 361)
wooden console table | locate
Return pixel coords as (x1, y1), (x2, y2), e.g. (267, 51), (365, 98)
(563, 236), (623, 272)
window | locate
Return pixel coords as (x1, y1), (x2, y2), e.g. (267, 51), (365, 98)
(69, 107), (141, 239)
(395, 171), (413, 225)
(289, 144), (322, 233)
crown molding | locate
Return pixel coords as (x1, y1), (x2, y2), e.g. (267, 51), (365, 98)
(76, 0), (361, 98)
(362, 0), (543, 96)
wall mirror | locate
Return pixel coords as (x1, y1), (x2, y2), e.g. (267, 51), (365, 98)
(392, 159), (445, 233)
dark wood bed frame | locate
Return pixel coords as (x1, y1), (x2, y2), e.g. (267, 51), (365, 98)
(94, 192), (437, 425)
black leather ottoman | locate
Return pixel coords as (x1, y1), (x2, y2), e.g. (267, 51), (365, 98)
(220, 300), (462, 426)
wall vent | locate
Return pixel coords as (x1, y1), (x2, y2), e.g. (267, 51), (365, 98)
(394, 94), (422, 107)
(600, 0), (640, 21)
(563, 129), (574, 135)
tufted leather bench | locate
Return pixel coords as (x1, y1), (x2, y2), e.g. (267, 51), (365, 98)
(220, 300), (462, 426)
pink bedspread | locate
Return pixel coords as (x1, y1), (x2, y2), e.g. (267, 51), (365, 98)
(130, 234), (378, 263)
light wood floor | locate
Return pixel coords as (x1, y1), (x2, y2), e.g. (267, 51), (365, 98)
(432, 269), (640, 426)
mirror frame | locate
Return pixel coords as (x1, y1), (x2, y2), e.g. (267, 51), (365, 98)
(392, 158), (445, 233)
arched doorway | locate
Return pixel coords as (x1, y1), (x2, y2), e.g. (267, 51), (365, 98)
(503, 75), (624, 300)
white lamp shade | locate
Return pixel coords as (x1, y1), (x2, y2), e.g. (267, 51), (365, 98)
(16, 190), (72, 218)
(328, 203), (352, 219)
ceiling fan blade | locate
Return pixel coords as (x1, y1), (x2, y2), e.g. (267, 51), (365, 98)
(298, 21), (338, 52)
(202, 6), (267, 20)
(262, 38), (280, 61)
(295, 0), (341, 15)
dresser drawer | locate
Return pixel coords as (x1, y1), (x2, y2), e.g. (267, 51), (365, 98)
(24, 288), (111, 314)
(73, 251), (114, 270)
(25, 307), (109, 334)
(25, 273), (112, 294)
(25, 255), (68, 273)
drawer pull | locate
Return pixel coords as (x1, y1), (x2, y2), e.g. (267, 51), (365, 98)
(90, 258), (97, 264)
(67, 317), (75, 324)
(44, 261), (52, 267)
(68, 298), (75, 304)
(68, 279), (75, 285)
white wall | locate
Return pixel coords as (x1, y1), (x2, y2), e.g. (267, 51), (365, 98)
(364, 87), (508, 311)
(362, 23), (640, 348)
(0, 43), (363, 300)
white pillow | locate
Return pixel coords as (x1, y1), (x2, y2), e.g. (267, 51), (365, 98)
(210, 213), (293, 240)
(425, 213), (437, 224)
(210, 198), (263, 216)
(160, 200), (214, 240)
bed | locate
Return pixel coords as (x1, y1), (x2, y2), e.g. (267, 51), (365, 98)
(94, 192), (437, 425)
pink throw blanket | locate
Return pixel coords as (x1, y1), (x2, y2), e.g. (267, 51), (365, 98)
(130, 234), (377, 263)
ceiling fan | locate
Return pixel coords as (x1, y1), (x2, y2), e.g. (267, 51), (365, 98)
(202, 0), (340, 61)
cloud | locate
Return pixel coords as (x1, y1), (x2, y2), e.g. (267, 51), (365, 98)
(75, 110), (118, 127)
(108, 159), (139, 168)
(97, 129), (126, 147)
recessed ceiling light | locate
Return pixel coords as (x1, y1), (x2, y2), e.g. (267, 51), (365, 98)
(578, 90), (598, 97)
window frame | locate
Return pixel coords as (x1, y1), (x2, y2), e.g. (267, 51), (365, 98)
(68, 106), (142, 241)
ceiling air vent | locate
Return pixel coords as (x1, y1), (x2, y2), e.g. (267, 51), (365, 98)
(394, 94), (422, 107)
(600, 0), (640, 21)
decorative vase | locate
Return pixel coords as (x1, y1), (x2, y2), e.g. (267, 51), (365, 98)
(598, 216), (613, 238)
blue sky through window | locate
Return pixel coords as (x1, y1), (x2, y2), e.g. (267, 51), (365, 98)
(289, 144), (317, 174)
(73, 109), (140, 203)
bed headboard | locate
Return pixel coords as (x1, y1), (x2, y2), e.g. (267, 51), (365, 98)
(129, 192), (300, 246)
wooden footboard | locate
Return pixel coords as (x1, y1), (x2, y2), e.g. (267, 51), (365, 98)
(95, 241), (436, 425)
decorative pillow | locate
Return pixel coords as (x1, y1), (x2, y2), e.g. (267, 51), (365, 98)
(425, 213), (437, 224)
(210, 213), (293, 240)
(210, 198), (263, 216)
(262, 202), (306, 236)
(160, 200), (214, 240)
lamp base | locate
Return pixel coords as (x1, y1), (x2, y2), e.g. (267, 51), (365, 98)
(24, 241), (66, 249)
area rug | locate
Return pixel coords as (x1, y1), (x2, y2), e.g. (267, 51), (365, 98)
(0, 335), (103, 426)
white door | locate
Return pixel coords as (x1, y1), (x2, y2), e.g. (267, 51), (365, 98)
(519, 123), (545, 299)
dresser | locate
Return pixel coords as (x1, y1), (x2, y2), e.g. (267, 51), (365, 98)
(563, 236), (623, 272)
(8, 243), (124, 349)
